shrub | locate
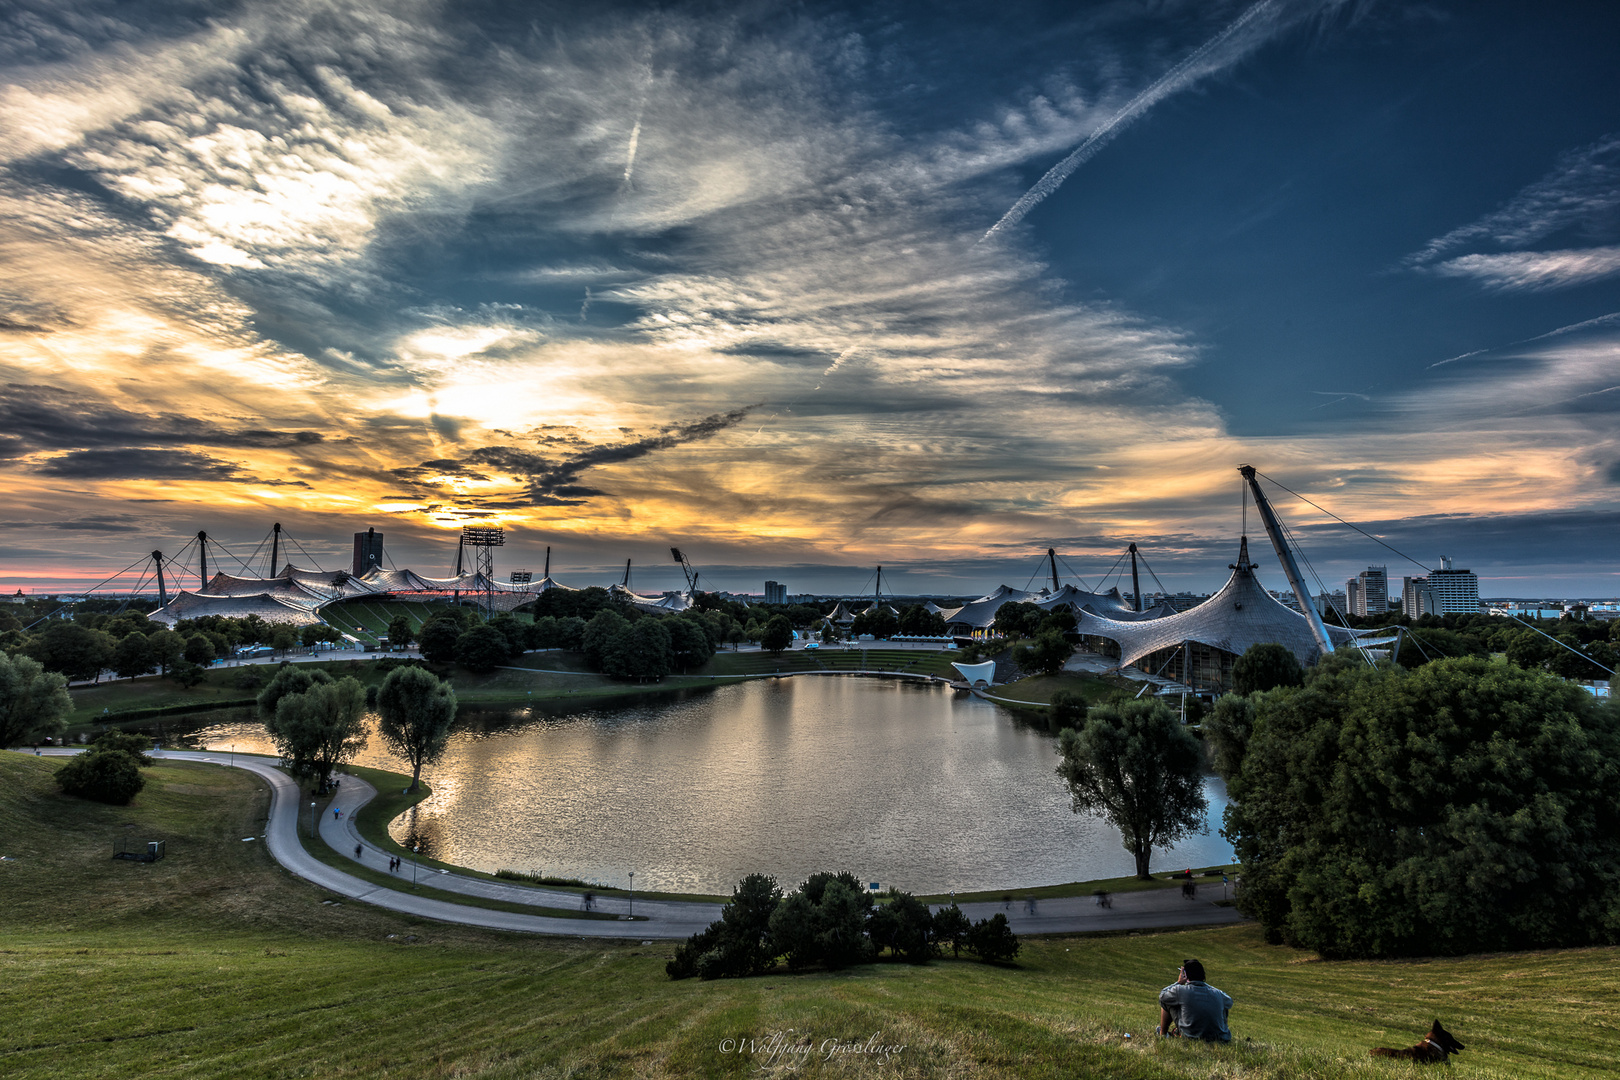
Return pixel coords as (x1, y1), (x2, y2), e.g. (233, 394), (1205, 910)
(1231, 642), (1304, 695)
(668, 873), (784, 980)
(454, 625), (511, 674)
(56, 748), (145, 804)
(966, 913), (1021, 964)
(89, 730), (154, 765)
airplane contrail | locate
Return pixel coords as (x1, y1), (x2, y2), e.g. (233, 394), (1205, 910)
(981, 0), (1279, 243)
(622, 113), (643, 189)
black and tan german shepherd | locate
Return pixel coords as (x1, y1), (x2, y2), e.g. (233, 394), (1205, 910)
(1370, 1019), (1466, 1063)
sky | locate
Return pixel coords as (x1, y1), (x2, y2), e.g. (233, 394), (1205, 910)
(2, 0), (1618, 599)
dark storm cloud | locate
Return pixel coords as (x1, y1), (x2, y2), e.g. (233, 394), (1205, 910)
(31, 447), (310, 487)
(393, 406), (761, 507)
(0, 384), (326, 453)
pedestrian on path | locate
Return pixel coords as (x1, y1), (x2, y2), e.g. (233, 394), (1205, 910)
(354, 843), (362, 859)
(333, 807), (341, 821)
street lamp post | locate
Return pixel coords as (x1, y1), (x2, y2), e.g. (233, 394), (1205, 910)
(309, 801), (316, 839)
(628, 872), (634, 918)
(412, 844), (420, 889)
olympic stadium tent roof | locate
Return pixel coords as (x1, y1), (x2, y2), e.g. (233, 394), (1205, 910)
(608, 584), (693, 614)
(1076, 537), (1362, 668)
(147, 589), (324, 627)
(919, 600), (947, 615)
(940, 585), (1039, 630)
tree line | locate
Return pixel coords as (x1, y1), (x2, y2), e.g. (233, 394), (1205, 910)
(667, 871), (1019, 980)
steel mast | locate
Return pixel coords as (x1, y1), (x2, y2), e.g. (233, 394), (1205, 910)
(1238, 465), (1335, 657)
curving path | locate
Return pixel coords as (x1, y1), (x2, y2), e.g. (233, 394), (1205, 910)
(20, 748), (1247, 939)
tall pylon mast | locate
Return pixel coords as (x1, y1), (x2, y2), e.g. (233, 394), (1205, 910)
(270, 522), (281, 577)
(1047, 548), (1060, 593)
(197, 531), (209, 588)
(1128, 543), (1142, 612)
(1239, 465), (1335, 658)
(152, 551), (168, 606)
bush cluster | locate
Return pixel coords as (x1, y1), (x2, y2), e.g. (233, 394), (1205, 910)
(55, 747), (146, 804)
(667, 871), (1019, 980)
(1222, 653), (1620, 958)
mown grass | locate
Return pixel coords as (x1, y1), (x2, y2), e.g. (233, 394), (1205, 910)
(3, 750), (1618, 1080)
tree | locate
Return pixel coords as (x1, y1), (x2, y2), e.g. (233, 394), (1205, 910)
(0, 652), (72, 747)
(1056, 699), (1207, 879)
(767, 872), (874, 971)
(55, 748), (145, 804)
(418, 617), (462, 664)
(582, 609), (630, 669)
(897, 604), (947, 637)
(28, 621), (116, 682)
(850, 607), (899, 640)
(183, 633), (216, 666)
(667, 617), (713, 671)
(1013, 629), (1071, 676)
(1225, 656), (1620, 958)
(868, 889), (936, 963)
(454, 624), (511, 673)
(486, 614), (528, 659)
(1231, 642), (1304, 695)
(267, 676), (369, 785)
(269, 626), (299, 656)
(256, 664), (334, 719)
(1047, 689), (1088, 731)
(90, 730), (154, 763)
(1202, 691), (1255, 782)
(667, 873), (784, 980)
(148, 629), (185, 676)
(932, 904), (971, 958)
(375, 665), (457, 791)
(992, 601), (1043, 639)
(387, 614), (415, 650)
(966, 913), (1021, 963)
(761, 614), (794, 655)
(113, 632), (156, 679)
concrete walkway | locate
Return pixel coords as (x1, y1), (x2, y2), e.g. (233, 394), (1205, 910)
(20, 747), (1247, 940)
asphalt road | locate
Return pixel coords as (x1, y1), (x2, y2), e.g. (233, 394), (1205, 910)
(22, 747), (1247, 940)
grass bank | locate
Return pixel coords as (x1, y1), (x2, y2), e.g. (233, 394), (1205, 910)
(4, 750), (1618, 1080)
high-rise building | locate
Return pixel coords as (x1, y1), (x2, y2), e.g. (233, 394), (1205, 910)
(1357, 566), (1389, 615)
(1346, 578), (1362, 616)
(764, 580), (787, 604)
(1402, 576), (1437, 618)
(1426, 556), (1480, 614)
(352, 528), (384, 576)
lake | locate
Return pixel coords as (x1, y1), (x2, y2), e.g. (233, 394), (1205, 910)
(187, 675), (1233, 894)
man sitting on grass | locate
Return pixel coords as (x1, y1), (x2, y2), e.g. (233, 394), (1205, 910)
(1158, 958), (1232, 1042)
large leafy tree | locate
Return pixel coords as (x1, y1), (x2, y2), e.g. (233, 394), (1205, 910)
(112, 632), (156, 680)
(760, 614), (794, 655)
(0, 652), (73, 747)
(1013, 628), (1071, 676)
(1225, 655), (1620, 958)
(28, 621), (116, 682)
(266, 676), (369, 785)
(1056, 698), (1207, 879)
(375, 665), (457, 791)
(453, 624), (511, 673)
(1231, 642), (1304, 695)
(418, 616), (462, 664)
(256, 664), (333, 718)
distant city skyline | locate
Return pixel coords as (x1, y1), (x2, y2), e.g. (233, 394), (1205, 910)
(2, 1), (1618, 596)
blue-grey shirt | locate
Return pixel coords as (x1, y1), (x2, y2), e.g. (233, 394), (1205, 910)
(1159, 981), (1232, 1042)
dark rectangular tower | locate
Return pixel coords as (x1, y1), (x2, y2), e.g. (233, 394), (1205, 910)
(353, 528), (384, 576)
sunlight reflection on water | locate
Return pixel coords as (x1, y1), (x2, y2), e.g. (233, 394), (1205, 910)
(187, 677), (1232, 893)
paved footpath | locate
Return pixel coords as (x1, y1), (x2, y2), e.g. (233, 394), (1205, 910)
(22, 748), (1246, 940)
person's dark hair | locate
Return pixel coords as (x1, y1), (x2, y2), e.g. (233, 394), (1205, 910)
(1183, 958), (1206, 982)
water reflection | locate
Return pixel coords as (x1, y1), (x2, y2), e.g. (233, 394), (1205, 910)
(181, 677), (1232, 894)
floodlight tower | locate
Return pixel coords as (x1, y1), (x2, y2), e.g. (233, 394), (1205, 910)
(460, 526), (505, 619)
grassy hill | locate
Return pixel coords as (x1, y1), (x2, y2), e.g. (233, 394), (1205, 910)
(2, 751), (1616, 1080)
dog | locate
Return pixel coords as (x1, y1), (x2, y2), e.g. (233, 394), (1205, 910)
(1370, 1019), (1466, 1063)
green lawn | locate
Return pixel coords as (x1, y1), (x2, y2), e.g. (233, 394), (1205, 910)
(2, 751), (1617, 1080)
